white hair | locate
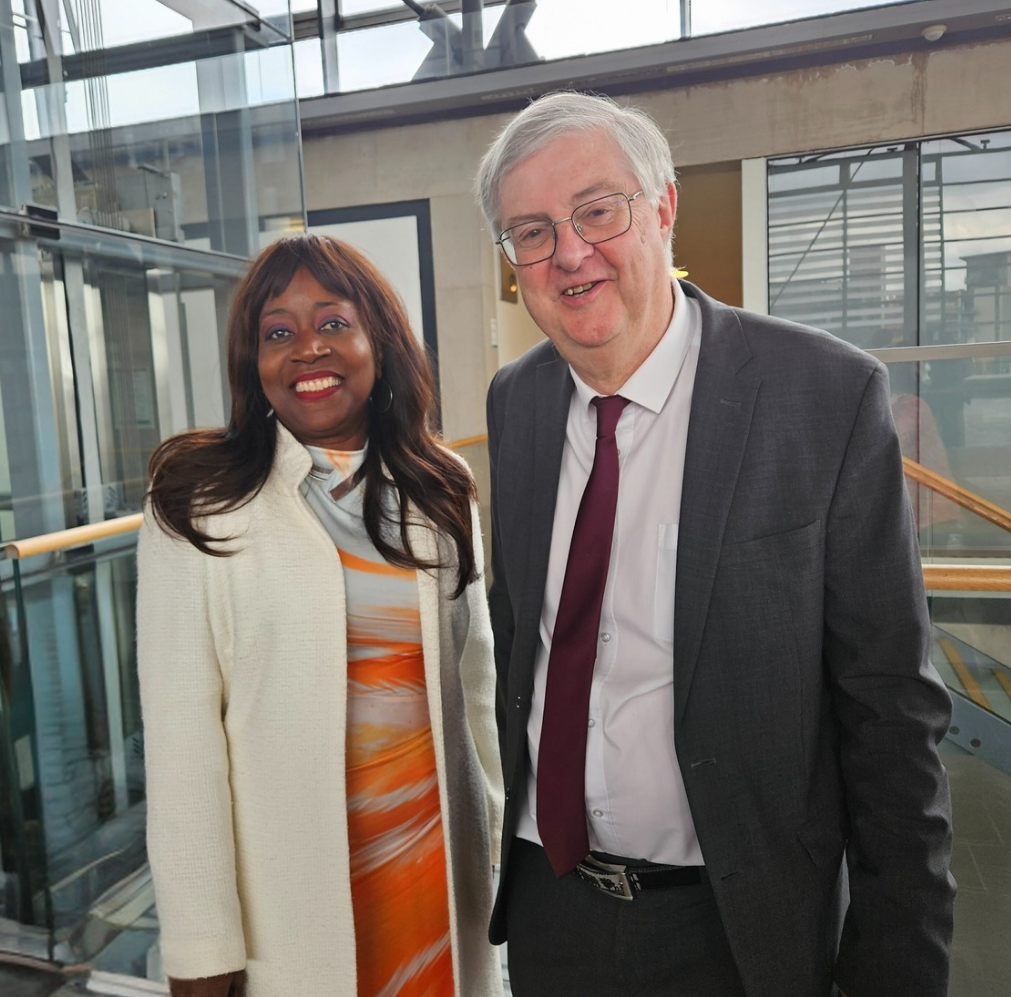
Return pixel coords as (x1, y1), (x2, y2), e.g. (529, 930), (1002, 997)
(475, 91), (677, 239)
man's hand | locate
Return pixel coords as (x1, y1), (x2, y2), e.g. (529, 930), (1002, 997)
(169, 970), (246, 997)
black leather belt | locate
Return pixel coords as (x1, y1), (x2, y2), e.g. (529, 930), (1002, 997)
(574, 854), (707, 901)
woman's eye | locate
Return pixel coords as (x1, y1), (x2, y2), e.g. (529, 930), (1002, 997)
(264, 327), (291, 341)
(321, 318), (349, 332)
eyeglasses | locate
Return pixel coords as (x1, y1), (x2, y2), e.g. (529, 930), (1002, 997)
(496, 190), (644, 267)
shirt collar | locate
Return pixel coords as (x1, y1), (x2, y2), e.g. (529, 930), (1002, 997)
(570, 278), (694, 415)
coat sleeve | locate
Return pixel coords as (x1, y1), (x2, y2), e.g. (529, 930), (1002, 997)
(459, 499), (505, 863)
(136, 510), (247, 979)
(824, 364), (955, 997)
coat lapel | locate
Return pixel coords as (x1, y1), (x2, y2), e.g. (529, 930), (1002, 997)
(673, 284), (760, 725)
(512, 353), (573, 675)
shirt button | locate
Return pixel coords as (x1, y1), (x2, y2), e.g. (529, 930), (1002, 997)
(600, 632), (611, 643)
(588, 718), (596, 728)
(591, 809), (604, 818)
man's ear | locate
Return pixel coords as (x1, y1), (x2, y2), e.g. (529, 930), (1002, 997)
(658, 181), (677, 242)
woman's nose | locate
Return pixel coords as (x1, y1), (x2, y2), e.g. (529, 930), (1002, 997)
(291, 331), (331, 361)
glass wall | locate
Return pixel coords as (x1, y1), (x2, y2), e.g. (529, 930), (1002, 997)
(292, 0), (928, 96)
(768, 129), (1011, 556)
(0, 0), (305, 976)
(768, 129), (1011, 749)
(769, 128), (1011, 997)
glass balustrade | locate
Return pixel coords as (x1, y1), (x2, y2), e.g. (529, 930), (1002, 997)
(2, 533), (151, 974)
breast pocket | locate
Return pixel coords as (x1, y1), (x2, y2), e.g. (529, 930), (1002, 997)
(653, 523), (678, 643)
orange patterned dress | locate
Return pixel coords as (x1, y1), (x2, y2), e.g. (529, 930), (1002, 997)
(302, 445), (454, 997)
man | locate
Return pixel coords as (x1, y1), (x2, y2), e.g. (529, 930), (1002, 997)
(476, 92), (954, 997)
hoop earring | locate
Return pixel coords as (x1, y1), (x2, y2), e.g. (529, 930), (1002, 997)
(370, 380), (393, 414)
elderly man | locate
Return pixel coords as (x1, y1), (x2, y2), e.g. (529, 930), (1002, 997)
(477, 92), (954, 997)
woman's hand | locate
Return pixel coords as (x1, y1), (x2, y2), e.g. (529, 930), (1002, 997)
(169, 970), (246, 997)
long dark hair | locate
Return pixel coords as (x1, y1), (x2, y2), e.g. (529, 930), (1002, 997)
(148, 233), (477, 597)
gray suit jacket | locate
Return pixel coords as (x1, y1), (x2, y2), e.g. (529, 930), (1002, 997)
(485, 282), (954, 997)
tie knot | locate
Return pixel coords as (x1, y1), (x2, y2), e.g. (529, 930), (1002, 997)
(592, 395), (629, 439)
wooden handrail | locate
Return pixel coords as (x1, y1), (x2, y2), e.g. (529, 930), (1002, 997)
(4, 448), (1011, 595)
(0, 433), (491, 561)
(2, 514), (143, 561)
(922, 565), (1011, 592)
(903, 457), (1011, 535)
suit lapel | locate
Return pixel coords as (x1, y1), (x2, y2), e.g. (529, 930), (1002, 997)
(513, 353), (573, 672)
(673, 284), (760, 725)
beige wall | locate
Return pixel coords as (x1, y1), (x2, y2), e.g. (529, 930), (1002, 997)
(301, 37), (1011, 442)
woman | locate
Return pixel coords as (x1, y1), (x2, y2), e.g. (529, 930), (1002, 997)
(137, 234), (503, 997)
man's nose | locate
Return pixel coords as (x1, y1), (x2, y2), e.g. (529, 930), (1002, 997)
(552, 219), (593, 270)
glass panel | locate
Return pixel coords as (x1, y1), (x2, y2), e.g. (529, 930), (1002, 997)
(0, 565), (49, 935)
(768, 145), (916, 350)
(55, 0), (291, 51)
(335, 18), (442, 91)
(19, 46), (303, 254)
(691, 0), (924, 36)
(887, 356), (1011, 557)
(923, 131), (1011, 347)
(293, 36), (326, 98)
(2, 538), (149, 965)
(332, 0), (679, 91)
(521, 0), (680, 61)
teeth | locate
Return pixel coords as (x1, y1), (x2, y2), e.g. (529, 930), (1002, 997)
(295, 376), (341, 392)
(564, 282), (596, 296)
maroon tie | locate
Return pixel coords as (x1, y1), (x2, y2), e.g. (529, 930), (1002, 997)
(537, 394), (629, 877)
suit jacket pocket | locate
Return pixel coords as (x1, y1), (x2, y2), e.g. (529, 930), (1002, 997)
(714, 519), (823, 645)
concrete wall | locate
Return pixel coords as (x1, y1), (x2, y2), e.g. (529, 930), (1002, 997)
(301, 37), (1011, 443)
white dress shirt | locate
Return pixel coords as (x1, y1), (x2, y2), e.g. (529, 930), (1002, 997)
(517, 279), (705, 865)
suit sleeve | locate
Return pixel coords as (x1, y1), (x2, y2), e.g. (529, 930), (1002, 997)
(823, 364), (955, 997)
(485, 372), (514, 763)
(136, 510), (246, 979)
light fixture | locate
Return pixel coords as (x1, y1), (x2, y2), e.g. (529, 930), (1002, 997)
(921, 24), (947, 42)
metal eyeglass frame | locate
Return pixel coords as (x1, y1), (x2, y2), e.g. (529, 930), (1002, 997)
(496, 190), (645, 267)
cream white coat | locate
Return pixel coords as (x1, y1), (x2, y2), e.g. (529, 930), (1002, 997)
(137, 423), (503, 997)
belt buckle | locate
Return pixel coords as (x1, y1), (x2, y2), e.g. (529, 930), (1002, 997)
(574, 855), (634, 901)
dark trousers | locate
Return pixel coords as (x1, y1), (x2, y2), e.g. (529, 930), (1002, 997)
(504, 837), (748, 997)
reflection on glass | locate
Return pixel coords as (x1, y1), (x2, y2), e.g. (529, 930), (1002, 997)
(294, 36), (326, 97)
(1, 542), (149, 960)
(923, 132), (1011, 348)
(691, 0), (921, 36)
(336, 20), (439, 91)
(768, 145), (916, 350)
(49, 0), (292, 50)
(520, 0), (680, 60)
(888, 355), (1011, 557)
(18, 47), (302, 250)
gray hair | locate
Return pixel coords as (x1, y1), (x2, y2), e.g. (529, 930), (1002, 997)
(475, 91), (677, 237)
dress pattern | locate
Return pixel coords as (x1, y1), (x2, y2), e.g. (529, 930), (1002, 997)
(302, 445), (454, 997)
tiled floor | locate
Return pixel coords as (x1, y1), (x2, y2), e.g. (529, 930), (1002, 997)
(944, 741), (1011, 997)
(2, 742), (1008, 997)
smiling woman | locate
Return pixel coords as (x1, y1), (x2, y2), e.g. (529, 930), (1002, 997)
(257, 269), (378, 451)
(135, 233), (503, 997)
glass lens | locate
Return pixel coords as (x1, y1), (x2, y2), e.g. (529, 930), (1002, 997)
(573, 193), (631, 240)
(503, 222), (554, 264)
